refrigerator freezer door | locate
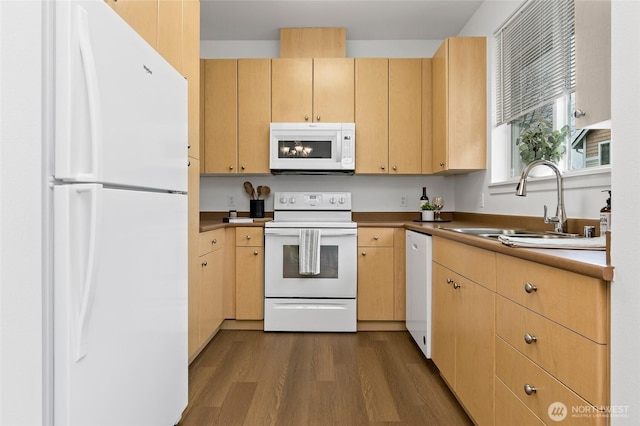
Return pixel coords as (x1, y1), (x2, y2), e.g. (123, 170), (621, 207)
(55, 0), (187, 192)
(53, 184), (187, 426)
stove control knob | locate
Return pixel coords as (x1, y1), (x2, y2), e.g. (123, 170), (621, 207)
(289, 197), (296, 204)
(329, 197), (337, 204)
(339, 197), (346, 204)
(279, 196), (288, 204)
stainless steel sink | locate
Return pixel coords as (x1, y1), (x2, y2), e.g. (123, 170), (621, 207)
(443, 227), (580, 239)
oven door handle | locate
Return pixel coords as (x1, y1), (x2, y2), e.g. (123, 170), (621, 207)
(265, 229), (357, 237)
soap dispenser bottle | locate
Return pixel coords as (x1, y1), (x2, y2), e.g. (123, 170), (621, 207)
(600, 190), (611, 236)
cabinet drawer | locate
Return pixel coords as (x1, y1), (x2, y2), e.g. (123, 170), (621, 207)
(495, 377), (545, 426)
(497, 296), (608, 407)
(235, 227), (263, 247)
(357, 228), (394, 246)
(433, 237), (496, 291)
(199, 229), (225, 256)
(496, 254), (609, 343)
(496, 337), (607, 425)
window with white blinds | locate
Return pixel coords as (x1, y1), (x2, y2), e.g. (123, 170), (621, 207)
(495, 0), (575, 125)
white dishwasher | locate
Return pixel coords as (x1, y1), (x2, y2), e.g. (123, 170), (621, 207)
(405, 230), (432, 359)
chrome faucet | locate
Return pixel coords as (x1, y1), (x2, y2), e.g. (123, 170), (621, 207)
(515, 159), (567, 233)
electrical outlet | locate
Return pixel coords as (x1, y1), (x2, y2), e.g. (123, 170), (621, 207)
(227, 195), (236, 207)
(400, 195), (407, 207)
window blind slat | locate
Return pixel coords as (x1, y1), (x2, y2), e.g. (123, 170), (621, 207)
(496, 0), (574, 125)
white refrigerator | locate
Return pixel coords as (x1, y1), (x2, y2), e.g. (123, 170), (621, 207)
(49, 1), (188, 425)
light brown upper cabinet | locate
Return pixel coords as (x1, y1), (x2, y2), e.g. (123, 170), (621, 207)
(355, 58), (425, 175)
(355, 58), (389, 174)
(157, 0), (183, 73)
(271, 58), (354, 123)
(104, 0), (158, 49)
(574, 0), (611, 129)
(203, 59), (238, 174)
(432, 37), (487, 174)
(237, 59), (271, 174)
(183, 0), (200, 160)
(202, 59), (271, 174)
(389, 58), (423, 174)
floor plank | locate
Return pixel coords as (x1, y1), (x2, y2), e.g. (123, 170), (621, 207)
(180, 330), (472, 426)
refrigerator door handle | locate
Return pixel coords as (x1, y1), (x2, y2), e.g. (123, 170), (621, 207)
(73, 6), (101, 182)
(73, 184), (102, 361)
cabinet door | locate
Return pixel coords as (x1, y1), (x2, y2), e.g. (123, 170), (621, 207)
(456, 278), (495, 426)
(431, 262), (456, 386)
(235, 246), (264, 320)
(355, 58), (389, 174)
(271, 58), (313, 123)
(421, 58), (433, 174)
(433, 38), (486, 173)
(199, 249), (224, 345)
(575, 0), (611, 128)
(187, 159), (200, 359)
(238, 59), (271, 173)
(313, 58), (354, 122)
(103, 0), (158, 49)
(203, 59), (238, 173)
(183, 0), (200, 160)
(357, 247), (394, 320)
(157, 0), (182, 73)
(389, 59), (422, 174)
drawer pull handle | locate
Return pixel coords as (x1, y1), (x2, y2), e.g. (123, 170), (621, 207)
(373, 235), (379, 240)
(524, 384), (537, 395)
(253, 251), (259, 256)
(361, 251), (367, 256)
(201, 261), (208, 267)
(524, 282), (538, 293)
(524, 333), (538, 344)
(211, 239), (217, 244)
(246, 235), (252, 240)
(453, 282), (461, 290)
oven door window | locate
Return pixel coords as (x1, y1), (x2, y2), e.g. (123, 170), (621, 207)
(282, 245), (338, 278)
(278, 140), (332, 159)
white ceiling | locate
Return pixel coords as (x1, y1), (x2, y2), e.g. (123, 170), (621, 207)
(200, 1), (485, 41)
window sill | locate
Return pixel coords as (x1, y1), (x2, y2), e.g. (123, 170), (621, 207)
(489, 166), (611, 195)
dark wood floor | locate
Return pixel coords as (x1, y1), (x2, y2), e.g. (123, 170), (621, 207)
(180, 330), (472, 426)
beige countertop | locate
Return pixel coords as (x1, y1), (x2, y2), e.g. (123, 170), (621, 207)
(199, 213), (613, 281)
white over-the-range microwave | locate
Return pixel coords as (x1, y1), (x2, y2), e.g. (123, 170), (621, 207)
(269, 122), (355, 174)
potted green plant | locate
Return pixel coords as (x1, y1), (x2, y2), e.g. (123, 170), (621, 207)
(420, 202), (436, 221)
(516, 114), (570, 165)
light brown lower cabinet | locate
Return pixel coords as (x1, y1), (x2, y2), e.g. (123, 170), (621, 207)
(431, 237), (496, 426)
(357, 228), (405, 321)
(235, 227), (264, 320)
(189, 228), (225, 361)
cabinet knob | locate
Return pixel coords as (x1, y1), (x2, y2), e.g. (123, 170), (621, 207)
(446, 278), (454, 285)
(361, 251), (367, 256)
(524, 282), (537, 293)
(246, 235), (252, 240)
(188, 160), (191, 167)
(524, 384), (537, 395)
(241, 165), (245, 170)
(304, 115), (309, 121)
(201, 261), (208, 267)
(453, 282), (461, 290)
(316, 115), (320, 121)
(187, 144), (191, 149)
(253, 250), (259, 255)
(524, 333), (538, 344)
(211, 239), (217, 244)
(392, 165), (397, 171)
(373, 236), (379, 240)
(381, 165), (386, 170)
(229, 165), (234, 170)
(574, 109), (586, 118)
(439, 162), (445, 167)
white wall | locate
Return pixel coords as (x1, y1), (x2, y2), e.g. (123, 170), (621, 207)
(0, 1), (45, 425)
(610, 0), (640, 424)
